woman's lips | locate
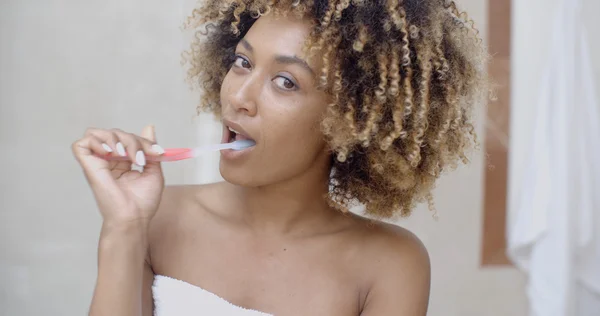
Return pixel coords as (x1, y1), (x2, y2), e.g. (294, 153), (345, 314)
(220, 122), (256, 160)
(222, 119), (255, 143)
(220, 142), (254, 160)
(228, 126), (253, 142)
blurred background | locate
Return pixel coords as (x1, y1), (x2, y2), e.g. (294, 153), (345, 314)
(1, 0), (598, 315)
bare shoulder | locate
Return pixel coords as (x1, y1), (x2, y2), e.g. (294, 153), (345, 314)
(151, 182), (227, 223)
(146, 183), (225, 263)
(360, 219), (429, 267)
(152, 184), (208, 223)
(349, 216), (431, 315)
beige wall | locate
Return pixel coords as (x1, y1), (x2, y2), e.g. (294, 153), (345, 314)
(5, 0), (597, 315)
(0, 0), (205, 314)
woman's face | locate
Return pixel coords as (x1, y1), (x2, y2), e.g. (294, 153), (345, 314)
(219, 14), (331, 187)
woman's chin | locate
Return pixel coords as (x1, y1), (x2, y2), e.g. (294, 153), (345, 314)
(219, 161), (259, 187)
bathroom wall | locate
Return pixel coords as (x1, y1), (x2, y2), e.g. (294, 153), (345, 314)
(0, 1), (202, 314)
(4, 0), (598, 315)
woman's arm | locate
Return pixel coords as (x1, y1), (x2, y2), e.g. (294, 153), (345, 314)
(72, 125), (165, 316)
(89, 222), (154, 316)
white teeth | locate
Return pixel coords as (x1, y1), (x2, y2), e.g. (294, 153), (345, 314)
(228, 126), (240, 134)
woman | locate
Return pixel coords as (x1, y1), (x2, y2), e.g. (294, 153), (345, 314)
(73, 0), (487, 315)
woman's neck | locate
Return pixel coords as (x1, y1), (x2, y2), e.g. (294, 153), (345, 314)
(224, 155), (338, 236)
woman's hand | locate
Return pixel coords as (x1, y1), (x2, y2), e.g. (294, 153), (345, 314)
(72, 125), (166, 227)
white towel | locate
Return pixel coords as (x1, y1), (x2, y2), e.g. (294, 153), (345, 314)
(506, 0), (600, 314)
(152, 275), (273, 316)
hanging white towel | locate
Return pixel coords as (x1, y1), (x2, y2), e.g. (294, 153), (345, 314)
(507, 0), (600, 315)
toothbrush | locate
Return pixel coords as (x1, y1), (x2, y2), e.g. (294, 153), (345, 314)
(99, 139), (256, 162)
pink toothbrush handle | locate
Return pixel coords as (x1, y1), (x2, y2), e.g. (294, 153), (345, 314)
(98, 148), (193, 162)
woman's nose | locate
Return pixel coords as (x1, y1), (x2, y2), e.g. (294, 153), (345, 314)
(228, 76), (259, 117)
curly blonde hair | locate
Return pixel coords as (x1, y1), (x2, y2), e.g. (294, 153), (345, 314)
(183, 0), (488, 219)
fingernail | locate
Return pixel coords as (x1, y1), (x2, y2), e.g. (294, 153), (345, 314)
(136, 150), (146, 166)
(131, 164), (144, 173)
(116, 142), (126, 156)
(102, 143), (113, 152)
(151, 144), (165, 155)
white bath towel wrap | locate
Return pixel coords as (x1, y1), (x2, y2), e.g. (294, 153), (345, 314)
(152, 275), (273, 316)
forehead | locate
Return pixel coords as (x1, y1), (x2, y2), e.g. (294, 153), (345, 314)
(241, 14), (319, 65)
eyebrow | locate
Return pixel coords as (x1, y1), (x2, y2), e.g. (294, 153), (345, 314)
(239, 38), (254, 53)
(238, 38), (315, 76)
(274, 55), (315, 76)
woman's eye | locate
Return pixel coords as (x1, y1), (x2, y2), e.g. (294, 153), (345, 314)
(233, 56), (251, 69)
(273, 76), (297, 90)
